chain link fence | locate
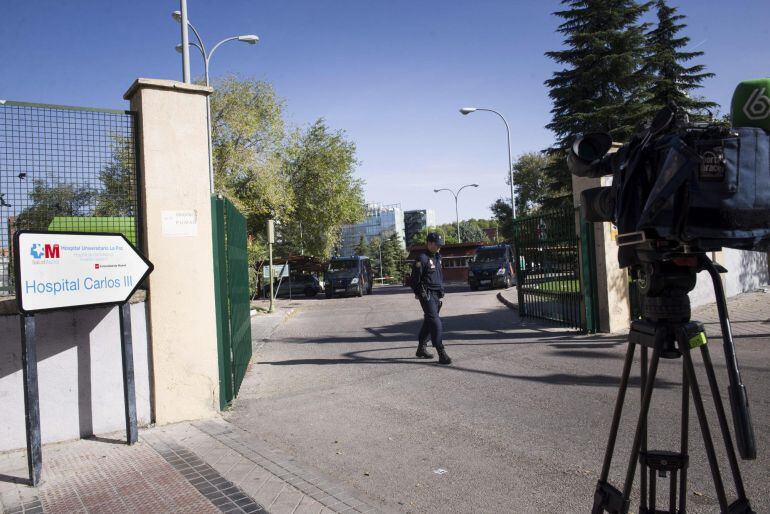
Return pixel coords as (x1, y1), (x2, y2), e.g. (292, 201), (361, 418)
(0, 100), (140, 295)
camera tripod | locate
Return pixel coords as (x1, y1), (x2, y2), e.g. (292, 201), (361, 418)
(592, 255), (756, 514)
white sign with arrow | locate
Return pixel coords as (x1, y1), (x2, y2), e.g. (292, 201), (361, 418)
(14, 231), (153, 314)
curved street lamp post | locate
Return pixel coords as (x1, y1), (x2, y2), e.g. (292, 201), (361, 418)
(459, 107), (516, 220)
(434, 184), (479, 243)
(173, 10), (259, 193)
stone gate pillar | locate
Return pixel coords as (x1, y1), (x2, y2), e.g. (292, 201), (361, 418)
(572, 175), (631, 333)
(124, 79), (219, 423)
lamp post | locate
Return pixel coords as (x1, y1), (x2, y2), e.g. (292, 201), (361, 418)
(173, 11), (259, 193)
(179, 0), (191, 83)
(433, 184), (479, 243)
(459, 107), (516, 220)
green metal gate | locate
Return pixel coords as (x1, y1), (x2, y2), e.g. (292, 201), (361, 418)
(513, 206), (594, 331)
(212, 195), (252, 409)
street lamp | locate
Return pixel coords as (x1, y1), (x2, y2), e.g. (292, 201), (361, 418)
(173, 10), (259, 193)
(433, 184), (479, 243)
(459, 107), (516, 220)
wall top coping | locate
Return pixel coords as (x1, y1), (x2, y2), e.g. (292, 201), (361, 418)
(124, 78), (213, 100)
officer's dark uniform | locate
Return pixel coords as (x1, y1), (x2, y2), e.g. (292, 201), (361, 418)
(411, 233), (451, 364)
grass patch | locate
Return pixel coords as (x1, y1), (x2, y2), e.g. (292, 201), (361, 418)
(529, 279), (580, 293)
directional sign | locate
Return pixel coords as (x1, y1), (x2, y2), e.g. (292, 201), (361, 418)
(14, 231), (153, 314)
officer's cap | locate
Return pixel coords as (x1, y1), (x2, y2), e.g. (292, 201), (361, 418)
(426, 232), (444, 245)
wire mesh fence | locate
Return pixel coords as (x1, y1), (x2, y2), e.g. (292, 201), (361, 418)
(0, 100), (140, 295)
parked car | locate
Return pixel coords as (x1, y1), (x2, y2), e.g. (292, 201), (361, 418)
(468, 244), (516, 290)
(325, 256), (373, 298)
(264, 274), (322, 298)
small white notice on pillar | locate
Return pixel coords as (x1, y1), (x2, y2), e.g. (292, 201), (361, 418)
(162, 210), (198, 237)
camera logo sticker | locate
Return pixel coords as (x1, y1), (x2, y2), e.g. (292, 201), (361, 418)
(699, 147), (726, 181)
(742, 87), (770, 121)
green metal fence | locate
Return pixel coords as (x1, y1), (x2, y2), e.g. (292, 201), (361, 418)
(212, 195), (252, 409)
(513, 207), (587, 330)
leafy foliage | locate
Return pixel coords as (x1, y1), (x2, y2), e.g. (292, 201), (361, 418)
(408, 220), (494, 246)
(543, 0), (651, 203)
(510, 152), (562, 216)
(490, 200), (514, 242)
(643, 0), (716, 116)
(95, 135), (136, 217)
(15, 180), (95, 230)
(208, 76), (365, 260)
(279, 120), (365, 258)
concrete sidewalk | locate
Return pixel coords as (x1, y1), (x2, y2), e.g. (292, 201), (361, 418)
(0, 417), (385, 514)
(1, 301), (385, 514)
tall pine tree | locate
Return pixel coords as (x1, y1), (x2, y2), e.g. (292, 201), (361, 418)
(543, 0), (650, 205)
(643, 0), (716, 116)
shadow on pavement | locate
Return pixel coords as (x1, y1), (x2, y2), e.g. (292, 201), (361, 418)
(0, 473), (30, 486)
(260, 344), (676, 389)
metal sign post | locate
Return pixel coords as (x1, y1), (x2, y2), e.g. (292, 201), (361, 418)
(267, 219), (275, 312)
(119, 303), (138, 444)
(13, 231), (153, 485)
(20, 314), (42, 486)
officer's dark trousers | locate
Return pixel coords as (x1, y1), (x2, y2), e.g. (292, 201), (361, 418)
(417, 292), (443, 349)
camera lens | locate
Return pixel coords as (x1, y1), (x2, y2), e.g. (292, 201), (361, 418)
(581, 187), (615, 223)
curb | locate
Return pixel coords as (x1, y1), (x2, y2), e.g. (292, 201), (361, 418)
(496, 291), (518, 311)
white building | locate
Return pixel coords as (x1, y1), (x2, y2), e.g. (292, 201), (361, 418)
(340, 203), (405, 257)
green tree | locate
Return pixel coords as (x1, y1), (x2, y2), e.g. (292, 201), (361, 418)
(410, 226), (457, 246)
(354, 235), (368, 256)
(15, 181), (95, 230)
(544, 0), (650, 205)
(643, 0), (716, 116)
(381, 233), (405, 280)
(367, 236), (382, 277)
(95, 135), (136, 217)
(510, 152), (562, 216)
(280, 119), (366, 257)
(458, 221), (488, 243)
(490, 199), (514, 243)
(209, 76), (366, 260)
(209, 76), (294, 234)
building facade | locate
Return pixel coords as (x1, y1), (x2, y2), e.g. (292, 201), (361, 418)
(339, 203), (406, 257)
(403, 209), (437, 246)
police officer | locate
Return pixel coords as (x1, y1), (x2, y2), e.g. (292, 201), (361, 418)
(411, 232), (451, 365)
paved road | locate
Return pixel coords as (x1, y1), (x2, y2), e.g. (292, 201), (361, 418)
(227, 285), (770, 513)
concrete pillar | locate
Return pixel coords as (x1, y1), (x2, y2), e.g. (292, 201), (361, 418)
(124, 79), (219, 424)
(572, 174), (631, 333)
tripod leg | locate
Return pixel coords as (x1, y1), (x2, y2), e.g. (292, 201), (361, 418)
(593, 342), (636, 514)
(700, 344), (749, 501)
(599, 342), (637, 483)
(679, 362), (689, 513)
(678, 336), (730, 512)
(705, 260), (756, 460)
(640, 347), (648, 513)
(622, 347), (661, 503)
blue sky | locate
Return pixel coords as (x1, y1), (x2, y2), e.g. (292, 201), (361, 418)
(2, 1), (768, 224)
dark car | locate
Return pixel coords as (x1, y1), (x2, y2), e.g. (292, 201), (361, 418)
(325, 256), (373, 298)
(264, 274), (322, 298)
(468, 244), (516, 290)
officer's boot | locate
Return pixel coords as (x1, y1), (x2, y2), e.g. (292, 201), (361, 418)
(416, 344), (433, 359)
(437, 347), (452, 365)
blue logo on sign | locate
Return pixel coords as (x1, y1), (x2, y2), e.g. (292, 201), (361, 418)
(30, 244), (44, 259)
